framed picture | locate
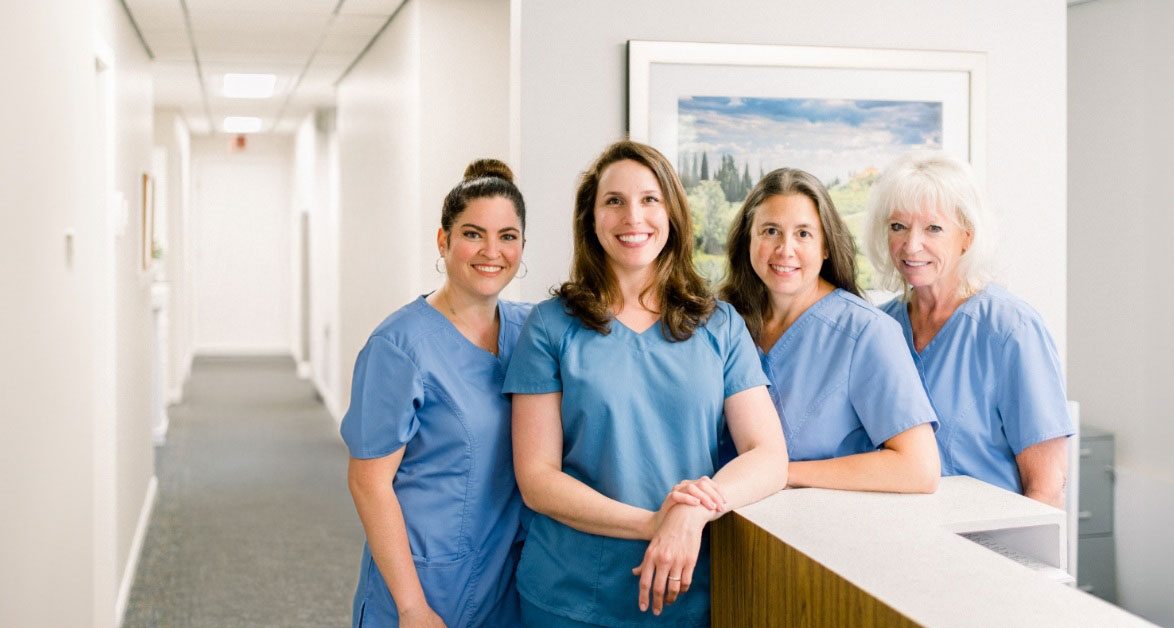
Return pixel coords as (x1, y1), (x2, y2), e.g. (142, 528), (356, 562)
(141, 172), (155, 271)
(627, 41), (986, 289)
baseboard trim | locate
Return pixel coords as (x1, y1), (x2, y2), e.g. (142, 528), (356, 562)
(312, 373), (342, 423)
(167, 384), (183, 406)
(192, 345), (292, 357)
(153, 411), (170, 445)
(115, 475), (158, 626)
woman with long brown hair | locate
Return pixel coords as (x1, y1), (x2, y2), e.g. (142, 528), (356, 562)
(503, 140), (788, 627)
(719, 167), (939, 493)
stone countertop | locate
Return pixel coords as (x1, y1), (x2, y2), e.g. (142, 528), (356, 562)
(733, 476), (1151, 627)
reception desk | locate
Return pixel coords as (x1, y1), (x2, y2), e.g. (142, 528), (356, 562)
(711, 476), (1150, 626)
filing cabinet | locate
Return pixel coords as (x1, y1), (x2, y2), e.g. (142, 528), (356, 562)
(1076, 424), (1116, 603)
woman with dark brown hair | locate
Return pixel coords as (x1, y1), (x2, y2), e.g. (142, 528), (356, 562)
(504, 141), (788, 627)
(719, 167), (939, 493)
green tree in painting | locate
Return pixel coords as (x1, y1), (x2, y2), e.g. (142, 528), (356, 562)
(686, 180), (737, 284)
(700, 153), (709, 181)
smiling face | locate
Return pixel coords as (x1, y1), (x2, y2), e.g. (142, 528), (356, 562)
(592, 159), (670, 280)
(438, 195), (523, 299)
(886, 204), (972, 291)
(749, 193), (827, 303)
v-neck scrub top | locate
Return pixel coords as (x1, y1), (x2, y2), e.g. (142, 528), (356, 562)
(881, 285), (1074, 494)
(340, 295), (532, 628)
(729, 289), (937, 464)
(502, 298), (768, 627)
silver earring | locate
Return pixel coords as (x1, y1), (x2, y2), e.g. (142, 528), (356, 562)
(516, 261), (528, 279)
(435, 257), (446, 274)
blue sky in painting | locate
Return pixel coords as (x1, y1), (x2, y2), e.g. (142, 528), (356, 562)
(678, 96), (942, 183)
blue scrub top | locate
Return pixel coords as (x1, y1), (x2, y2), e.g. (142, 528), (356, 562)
(340, 295), (532, 628)
(502, 298), (768, 628)
(722, 289), (937, 464)
(880, 285), (1074, 493)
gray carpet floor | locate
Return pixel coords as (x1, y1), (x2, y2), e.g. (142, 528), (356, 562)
(123, 356), (365, 628)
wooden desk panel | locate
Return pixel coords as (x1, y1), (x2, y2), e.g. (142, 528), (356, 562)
(712, 512), (916, 627)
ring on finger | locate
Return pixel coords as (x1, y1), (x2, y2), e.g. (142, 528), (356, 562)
(667, 576), (681, 581)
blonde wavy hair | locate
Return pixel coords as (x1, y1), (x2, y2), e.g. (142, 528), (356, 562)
(863, 151), (997, 299)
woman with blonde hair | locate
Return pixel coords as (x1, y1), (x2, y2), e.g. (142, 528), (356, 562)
(863, 151), (1072, 506)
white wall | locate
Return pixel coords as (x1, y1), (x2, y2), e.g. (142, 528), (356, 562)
(155, 110), (194, 402)
(295, 111), (342, 416)
(1069, 1), (1174, 624)
(0, 2), (101, 625)
(333, 0), (510, 413)
(510, 0), (1070, 364)
(1, 0), (155, 625)
(191, 135), (294, 355)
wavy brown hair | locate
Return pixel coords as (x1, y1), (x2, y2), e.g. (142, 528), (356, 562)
(719, 167), (860, 341)
(556, 140), (714, 341)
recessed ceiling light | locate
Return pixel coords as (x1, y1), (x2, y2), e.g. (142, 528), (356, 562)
(223, 117), (263, 133)
(222, 73), (276, 99)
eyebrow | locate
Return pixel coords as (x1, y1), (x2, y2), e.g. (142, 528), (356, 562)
(458, 222), (519, 234)
(757, 221), (816, 229)
(600, 189), (661, 196)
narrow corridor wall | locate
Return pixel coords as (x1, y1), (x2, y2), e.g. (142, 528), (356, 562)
(0, 1), (102, 625)
(333, 0), (511, 415)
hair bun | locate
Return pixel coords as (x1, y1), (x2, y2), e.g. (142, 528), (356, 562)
(463, 158), (514, 183)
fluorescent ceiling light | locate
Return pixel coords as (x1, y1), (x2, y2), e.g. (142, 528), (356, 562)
(223, 116), (263, 133)
(222, 73), (277, 99)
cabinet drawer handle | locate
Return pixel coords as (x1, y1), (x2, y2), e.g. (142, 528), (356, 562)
(1079, 448), (1092, 457)
(1078, 511), (1092, 520)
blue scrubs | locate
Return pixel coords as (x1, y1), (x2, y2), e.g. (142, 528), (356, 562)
(881, 285), (1074, 493)
(340, 295), (532, 628)
(723, 289), (936, 464)
(502, 299), (768, 627)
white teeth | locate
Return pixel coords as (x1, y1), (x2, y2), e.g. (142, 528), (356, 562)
(618, 233), (650, 243)
(904, 261), (929, 267)
(770, 265), (798, 273)
(473, 265), (503, 272)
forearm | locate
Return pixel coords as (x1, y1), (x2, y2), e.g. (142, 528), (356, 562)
(350, 481), (429, 613)
(710, 439), (788, 512)
(788, 449), (938, 493)
(521, 467), (655, 539)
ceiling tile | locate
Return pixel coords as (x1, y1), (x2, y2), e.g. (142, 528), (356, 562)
(337, 0), (404, 16)
(125, 4), (187, 31)
(185, 0), (336, 14)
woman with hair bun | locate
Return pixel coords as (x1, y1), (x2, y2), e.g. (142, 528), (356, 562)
(342, 158), (531, 627)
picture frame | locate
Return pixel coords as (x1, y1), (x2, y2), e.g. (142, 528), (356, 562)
(627, 40), (986, 289)
(141, 172), (155, 271)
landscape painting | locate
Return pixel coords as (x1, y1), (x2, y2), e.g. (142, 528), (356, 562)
(677, 96), (944, 288)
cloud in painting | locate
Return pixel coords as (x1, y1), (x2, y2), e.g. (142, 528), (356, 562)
(677, 96), (943, 182)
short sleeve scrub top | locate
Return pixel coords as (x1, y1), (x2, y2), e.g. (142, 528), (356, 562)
(340, 295), (532, 627)
(881, 285), (1074, 493)
(502, 299), (768, 627)
(721, 289), (937, 465)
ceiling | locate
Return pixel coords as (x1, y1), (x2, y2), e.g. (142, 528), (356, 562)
(124, 0), (405, 135)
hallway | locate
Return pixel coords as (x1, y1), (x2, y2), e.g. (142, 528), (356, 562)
(123, 357), (363, 628)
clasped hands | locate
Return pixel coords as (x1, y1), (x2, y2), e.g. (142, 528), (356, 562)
(632, 477), (728, 616)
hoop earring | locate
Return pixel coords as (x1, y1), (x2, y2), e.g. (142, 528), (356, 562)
(435, 257), (446, 274)
(516, 261), (528, 279)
